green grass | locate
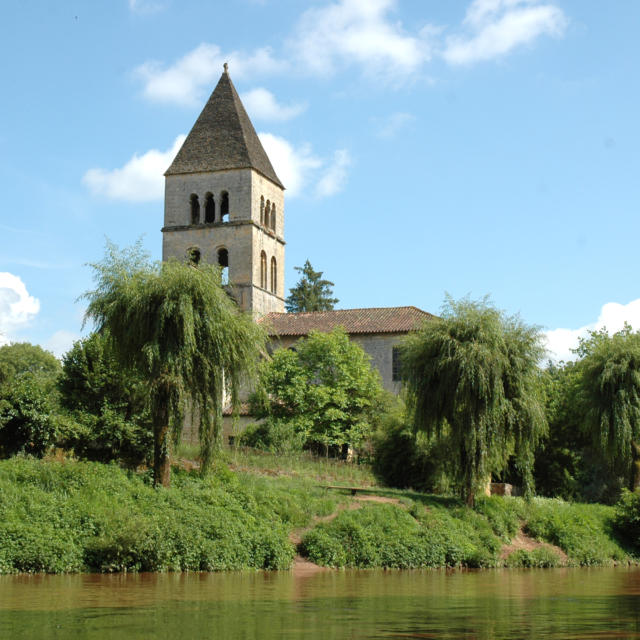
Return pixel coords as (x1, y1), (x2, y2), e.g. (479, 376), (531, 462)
(224, 447), (378, 487)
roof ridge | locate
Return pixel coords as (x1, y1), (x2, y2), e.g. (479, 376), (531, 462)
(266, 305), (431, 315)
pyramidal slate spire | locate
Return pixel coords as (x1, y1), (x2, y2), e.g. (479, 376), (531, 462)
(165, 65), (284, 189)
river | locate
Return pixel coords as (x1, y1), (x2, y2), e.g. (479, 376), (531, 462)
(1, 567), (639, 638)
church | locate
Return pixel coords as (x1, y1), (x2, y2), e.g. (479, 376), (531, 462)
(161, 66), (434, 434)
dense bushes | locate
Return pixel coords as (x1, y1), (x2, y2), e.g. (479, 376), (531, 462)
(614, 490), (640, 549)
(0, 458), (346, 574)
(300, 502), (502, 569)
(522, 499), (629, 566)
(299, 494), (635, 570)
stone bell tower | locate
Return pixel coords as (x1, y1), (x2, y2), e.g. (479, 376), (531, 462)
(162, 64), (285, 316)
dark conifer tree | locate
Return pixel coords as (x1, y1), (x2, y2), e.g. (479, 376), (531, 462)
(285, 260), (338, 313)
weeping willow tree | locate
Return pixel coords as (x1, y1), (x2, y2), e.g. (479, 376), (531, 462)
(83, 242), (266, 487)
(577, 327), (640, 492)
(401, 297), (547, 505)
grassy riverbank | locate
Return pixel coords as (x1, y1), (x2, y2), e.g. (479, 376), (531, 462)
(0, 456), (637, 574)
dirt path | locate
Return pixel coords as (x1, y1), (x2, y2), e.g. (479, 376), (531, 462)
(500, 527), (568, 563)
(290, 493), (404, 575)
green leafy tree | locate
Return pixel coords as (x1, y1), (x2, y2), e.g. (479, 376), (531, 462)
(534, 357), (623, 503)
(285, 260), (338, 312)
(58, 332), (153, 467)
(577, 326), (640, 492)
(0, 343), (61, 386)
(0, 373), (58, 457)
(251, 327), (384, 455)
(82, 241), (266, 486)
(400, 297), (547, 505)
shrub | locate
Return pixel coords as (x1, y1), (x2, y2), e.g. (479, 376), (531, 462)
(474, 496), (526, 541)
(301, 503), (502, 569)
(0, 374), (59, 458)
(504, 547), (562, 568)
(239, 421), (305, 455)
(524, 499), (628, 566)
(614, 490), (640, 549)
(0, 458), (301, 574)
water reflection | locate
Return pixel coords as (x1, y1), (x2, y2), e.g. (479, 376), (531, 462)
(1, 568), (639, 639)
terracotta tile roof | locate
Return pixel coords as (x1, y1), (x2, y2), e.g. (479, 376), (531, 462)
(259, 306), (436, 337)
(222, 402), (251, 417)
(165, 69), (284, 189)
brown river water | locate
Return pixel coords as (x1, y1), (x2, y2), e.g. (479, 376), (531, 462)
(1, 567), (639, 639)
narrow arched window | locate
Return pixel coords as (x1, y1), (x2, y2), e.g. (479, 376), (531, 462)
(204, 192), (215, 223)
(188, 247), (201, 265)
(260, 196), (265, 226)
(270, 204), (276, 232)
(218, 248), (229, 285)
(270, 256), (277, 294)
(260, 251), (267, 289)
(190, 194), (200, 225)
(221, 191), (229, 222)
(265, 200), (271, 230)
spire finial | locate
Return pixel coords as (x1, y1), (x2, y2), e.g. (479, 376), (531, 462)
(223, 62), (228, 74)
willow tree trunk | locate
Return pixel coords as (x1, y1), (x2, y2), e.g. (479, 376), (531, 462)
(153, 387), (171, 488)
(631, 440), (640, 493)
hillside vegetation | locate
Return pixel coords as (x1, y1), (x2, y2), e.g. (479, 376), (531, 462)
(0, 455), (637, 575)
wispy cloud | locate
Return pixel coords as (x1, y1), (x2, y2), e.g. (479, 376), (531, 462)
(545, 299), (640, 362)
(83, 135), (185, 202)
(0, 272), (40, 345)
(315, 149), (351, 197)
(128, 0), (168, 15)
(241, 88), (306, 122)
(443, 0), (567, 65)
(44, 329), (81, 358)
(134, 44), (282, 107)
(258, 133), (350, 199)
(373, 112), (416, 138)
(288, 0), (434, 80)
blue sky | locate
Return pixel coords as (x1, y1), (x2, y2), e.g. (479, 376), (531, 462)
(1, 0), (639, 361)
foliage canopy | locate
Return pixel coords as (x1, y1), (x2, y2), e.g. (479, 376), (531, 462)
(250, 327), (384, 455)
(285, 260), (338, 313)
(82, 241), (266, 486)
(576, 326), (640, 491)
(401, 296), (547, 503)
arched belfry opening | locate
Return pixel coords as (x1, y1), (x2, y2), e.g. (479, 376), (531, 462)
(220, 191), (229, 222)
(190, 194), (200, 225)
(260, 251), (267, 289)
(218, 247), (229, 285)
(204, 193), (215, 223)
(270, 256), (277, 293)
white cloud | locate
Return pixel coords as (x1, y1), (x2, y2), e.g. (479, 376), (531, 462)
(83, 135), (185, 202)
(288, 0), (434, 79)
(44, 330), (81, 359)
(134, 44), (282, 107)
(315, 149), (351, 198)
(258, 133), (322, 197)
(443, 0), (567, 65)
(373, 112), (415, 138)
(545, 299), (640, 363)
(0, 273), (40, 345)
(128, 0), (167, 14)
(241, 88), (306, 122)
(258, 133), (350, 199)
